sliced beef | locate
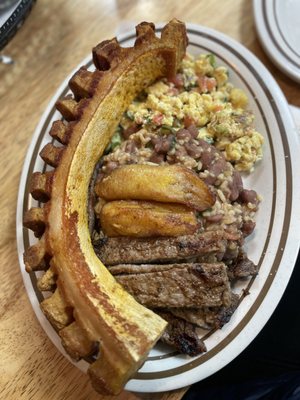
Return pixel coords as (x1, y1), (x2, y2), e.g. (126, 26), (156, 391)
(213, 292), (240, 327)
(222, 240), (240, 262)
(110, 262), (231, 308)
(94, 230), (228, 266)
(156, 311), (206, 356)
(171, 293), (240, 330)
(227, 251), (258, 280)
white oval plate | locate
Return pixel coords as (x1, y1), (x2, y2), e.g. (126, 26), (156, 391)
(253, 0), (300, 82)
(16, 23), (300, 393)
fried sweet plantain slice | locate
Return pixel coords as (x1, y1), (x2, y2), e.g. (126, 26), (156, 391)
(23, 19), (188, 395)
(95, 164), (215, 211)
(99, 200), (200, 237)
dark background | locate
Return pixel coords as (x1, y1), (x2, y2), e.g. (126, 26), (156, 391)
(184, 251), (300, 399)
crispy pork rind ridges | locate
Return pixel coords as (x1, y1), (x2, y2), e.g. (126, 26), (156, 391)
(23, 19), (188, 395)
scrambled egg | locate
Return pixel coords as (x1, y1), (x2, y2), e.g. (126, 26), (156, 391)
(122, 53), (264, 172)
(225, 132), (264, 171)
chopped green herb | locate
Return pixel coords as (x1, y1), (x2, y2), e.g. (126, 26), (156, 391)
(183, 74), (197, 91)
(207, 54), (216, 68)
(145, 141), (154, 149)
(170, 135), (177, 149)
(173, 118), (182, 128)
(126, 111), (134, 120)
(111, 131), (122, 150)
(104, 144), (111, 154)
(195, 211), (203, 218)
(215, 124), (229, 135)
(184, 82), (197, 91)
(204, 136), (214, 144)
(104, 130), (122, 154)
(160, 124), (175, 134)
(144, 115), (152, 125)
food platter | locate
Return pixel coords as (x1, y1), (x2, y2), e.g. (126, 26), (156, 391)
(253, 0), (300, 82)
(16, 23), (300, 393)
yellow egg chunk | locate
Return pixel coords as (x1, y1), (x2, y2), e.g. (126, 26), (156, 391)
(225, 131), (264, 171)
(230, 88), (248, 109)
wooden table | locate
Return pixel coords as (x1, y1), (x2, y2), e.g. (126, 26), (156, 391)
(1, 1), (299, 399)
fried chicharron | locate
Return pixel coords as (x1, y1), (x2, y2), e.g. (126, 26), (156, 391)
(23, 20), (188, 395)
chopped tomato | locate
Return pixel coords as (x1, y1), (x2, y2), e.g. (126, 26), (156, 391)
(168, 73), (184, 88)
(197, 75), (217, 93)
(152, 113), (164, 126)
(213, 104), (224, 112)
(184, 115), (196, 128)
(168, 87), (179, 96)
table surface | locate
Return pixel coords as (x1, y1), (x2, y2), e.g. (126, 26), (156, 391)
(1, 1), (299, 399)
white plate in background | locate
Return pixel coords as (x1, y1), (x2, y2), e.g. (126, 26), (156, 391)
(16, 23), (300, 393)
(253, 0), (300, 82)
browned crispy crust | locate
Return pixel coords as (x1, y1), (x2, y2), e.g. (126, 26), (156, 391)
(157, 311), (207, 356)
(111, 262), (232, 308)
(23, 19), (188, 395)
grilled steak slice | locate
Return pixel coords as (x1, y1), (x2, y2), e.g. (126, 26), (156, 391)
(227, 251), (258, 280)
(110, 262), (231, 308)
(171, 293), (240, 329)
(94, 230), (228, 265)
(156, 311), (206, 356)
